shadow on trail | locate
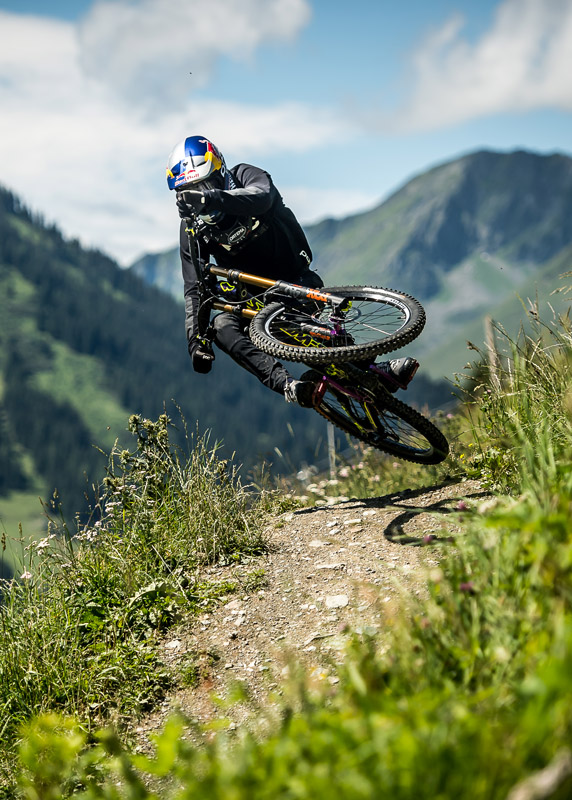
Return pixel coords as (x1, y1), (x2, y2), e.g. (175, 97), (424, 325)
(294, 480), (490, 547)
(381, 489), (488, 546)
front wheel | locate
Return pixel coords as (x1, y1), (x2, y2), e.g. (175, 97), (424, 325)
(249, 286), (425, 364)
(304, 370), (449, 464)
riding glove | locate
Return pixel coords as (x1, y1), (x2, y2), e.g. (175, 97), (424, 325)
(176, 189), (206, 219)
(188, 339), (215, 374)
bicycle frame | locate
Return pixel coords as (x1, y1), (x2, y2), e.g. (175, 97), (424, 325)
(196, 261), (354, 350)
(311, 370), (387, 438)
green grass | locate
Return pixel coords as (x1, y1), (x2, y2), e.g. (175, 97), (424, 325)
(0, 415), (274, 791)
(421, 246), (572, 380)
(9, 282), (572, 799)
(0, 490), (48, 577)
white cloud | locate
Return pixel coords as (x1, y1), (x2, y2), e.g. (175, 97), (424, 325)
(0, 2), (354, 265)
(178, 100), (350, 156)
(282, 187), (379, 227)
(78, 0), (312, 109)
(386, 0), (572, 132)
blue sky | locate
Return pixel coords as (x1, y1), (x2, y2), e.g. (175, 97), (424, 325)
(1, 0), (571, 264)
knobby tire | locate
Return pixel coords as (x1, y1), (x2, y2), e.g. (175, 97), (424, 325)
(304, 370), (449, 464)
(249, 286), (425, 365)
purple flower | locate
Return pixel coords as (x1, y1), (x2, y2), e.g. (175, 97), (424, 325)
(459, 581), (476, 594)
(456, 501), (469, 511)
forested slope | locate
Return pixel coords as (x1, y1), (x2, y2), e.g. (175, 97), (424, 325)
(0, 188), (328, 518)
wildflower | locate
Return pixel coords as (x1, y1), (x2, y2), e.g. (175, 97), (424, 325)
(446, 413), (454, 419)
(423, 534), (437, 544)
(459, 581), (476, 594)
(36, 537), (53, 551)
(338, 467), (350, 478)
(309, 666), (328, 682)
(456, 501), (469, 511)
(20, 570), (33, 581)
(77, 527), (101, 543)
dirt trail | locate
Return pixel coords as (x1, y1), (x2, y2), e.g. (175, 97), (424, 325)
(136, 478), (486, 744)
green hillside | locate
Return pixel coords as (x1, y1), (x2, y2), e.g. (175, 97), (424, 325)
(0, 188), (334, 555)
(421, 242), (572, 379)
(130, 246), (182, 298)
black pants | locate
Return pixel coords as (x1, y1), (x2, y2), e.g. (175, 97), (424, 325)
(213, 268), (324, 395)
(213, 314), (290, 394)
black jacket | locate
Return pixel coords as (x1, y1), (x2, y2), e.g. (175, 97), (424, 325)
(180, 163), (314, 348)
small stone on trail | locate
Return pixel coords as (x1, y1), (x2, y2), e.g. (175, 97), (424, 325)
(326, 595), (349, 609)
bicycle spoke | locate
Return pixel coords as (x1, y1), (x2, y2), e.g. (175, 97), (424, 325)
(378, 410), (433, 452)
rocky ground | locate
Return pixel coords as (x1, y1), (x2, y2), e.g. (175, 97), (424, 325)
(136, 477), (487, 747)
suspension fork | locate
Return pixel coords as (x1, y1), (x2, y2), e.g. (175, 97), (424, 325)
(208, 265), (349, 311)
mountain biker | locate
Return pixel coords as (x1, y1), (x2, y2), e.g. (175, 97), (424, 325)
(167, 135), (418, 405)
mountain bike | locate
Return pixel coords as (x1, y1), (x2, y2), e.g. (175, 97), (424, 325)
(188, 224), (449, 465)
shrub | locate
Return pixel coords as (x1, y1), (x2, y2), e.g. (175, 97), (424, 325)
(0, 416), (269, 789)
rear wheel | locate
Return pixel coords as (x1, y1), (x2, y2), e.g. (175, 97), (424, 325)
(304, 370), (449, 464)
(249, 286), (425, 364)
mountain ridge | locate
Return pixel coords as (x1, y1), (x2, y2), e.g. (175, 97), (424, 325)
(130, 147), (572, 379)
